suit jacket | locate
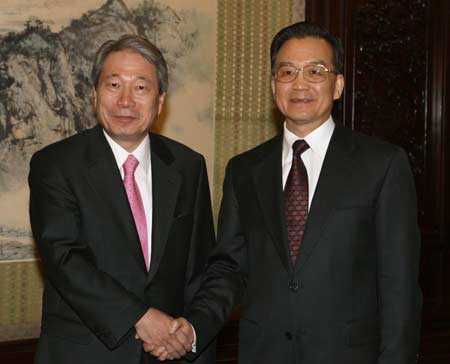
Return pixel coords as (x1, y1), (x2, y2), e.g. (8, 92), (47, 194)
(187, 126), (422, 364)
(29, 125), (216, 364)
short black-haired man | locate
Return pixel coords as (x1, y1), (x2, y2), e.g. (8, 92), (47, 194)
(170, 21), (422, 364)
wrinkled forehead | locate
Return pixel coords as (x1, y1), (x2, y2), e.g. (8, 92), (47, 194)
(100, 50), (156, 76)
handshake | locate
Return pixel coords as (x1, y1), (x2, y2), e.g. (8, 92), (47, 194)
(134, 307), (195, 361)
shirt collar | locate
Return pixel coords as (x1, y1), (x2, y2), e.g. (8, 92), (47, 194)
(103, 130), (151, 175)
(282, 117), (335, 162)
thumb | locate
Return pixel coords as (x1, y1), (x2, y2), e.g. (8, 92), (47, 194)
(169, 318), (181, 334)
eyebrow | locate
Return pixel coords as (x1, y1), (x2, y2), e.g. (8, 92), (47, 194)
(276, 60), (329, 67)
(103, 74), (152, 82)
(103, 73), (120, 79)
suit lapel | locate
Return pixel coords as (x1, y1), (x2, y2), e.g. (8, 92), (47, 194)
(147, 134), (181, 281)
(252, 135), (292, 272)
(294, 126), (355, 273)
(84, 125), (147, 272)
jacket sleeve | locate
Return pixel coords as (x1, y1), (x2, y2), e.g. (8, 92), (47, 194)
(186, 159), (246, 355)
(375, 147), (422, 364)
(182, 156), (218, 363)
(29, 150), (148, 349)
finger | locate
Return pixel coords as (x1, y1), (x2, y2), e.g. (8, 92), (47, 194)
(174, 321), (194, 350)
(164, 340), (185, 359)
(172, 335), (188, 355)
(151, 346), (167, 358)
(169, 318), (181, 334)
(156, 346), (170, 361)
(143, 342), (155, 352)
(174, 330), (192, 351)
(158, 352), (169, 361)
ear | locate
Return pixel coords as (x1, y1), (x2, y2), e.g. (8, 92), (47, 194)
(333, 74), (345, 100)
(271, 77), (277, 100)
(92, 87), (98, 112)
(157, 92), (166, 115)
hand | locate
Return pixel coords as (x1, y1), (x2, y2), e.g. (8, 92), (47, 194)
(169, 317), (195, 351)
(135, 308), (172, 345)
(135, 308), (187, 359)
(143, 317), (195, 361)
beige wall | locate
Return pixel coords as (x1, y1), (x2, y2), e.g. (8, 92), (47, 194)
(212, 0), (304, 214)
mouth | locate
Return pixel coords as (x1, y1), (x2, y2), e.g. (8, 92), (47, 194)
(111, 115), (138, 122)
(290, 97), (315, 104)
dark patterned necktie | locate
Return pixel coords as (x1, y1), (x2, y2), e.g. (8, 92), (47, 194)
(284, 140), (310, 266)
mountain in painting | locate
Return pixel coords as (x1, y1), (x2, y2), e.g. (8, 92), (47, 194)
(0, 0), (197, 193)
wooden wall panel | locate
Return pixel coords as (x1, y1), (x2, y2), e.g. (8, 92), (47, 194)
(306, 0), (450, 363)
(0, 339), (36, 364)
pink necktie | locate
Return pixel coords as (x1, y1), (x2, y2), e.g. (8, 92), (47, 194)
(123, 155), (149, 270)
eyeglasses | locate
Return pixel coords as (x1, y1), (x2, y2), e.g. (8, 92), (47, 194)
(272, 64), (337, 83)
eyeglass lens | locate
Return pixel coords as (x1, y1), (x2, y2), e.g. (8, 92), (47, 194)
(275, 65), (328, 83)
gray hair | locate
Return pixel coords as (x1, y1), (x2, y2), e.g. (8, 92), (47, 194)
(91, 34), (168, 94)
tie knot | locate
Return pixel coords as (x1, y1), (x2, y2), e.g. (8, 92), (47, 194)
(123, 155), (139, 177)
(292, 139), (309, 157)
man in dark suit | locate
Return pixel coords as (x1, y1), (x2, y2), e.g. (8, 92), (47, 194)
(29, 35), (215, 364)
(169, 22), (422, 364)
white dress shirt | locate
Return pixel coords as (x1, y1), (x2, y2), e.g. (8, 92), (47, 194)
(282, 117), (335, 209)
(103, 130), (153, 269)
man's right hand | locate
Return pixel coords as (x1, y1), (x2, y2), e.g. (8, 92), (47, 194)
(134, 308), (188, 359)
(142, 316), (195, 361)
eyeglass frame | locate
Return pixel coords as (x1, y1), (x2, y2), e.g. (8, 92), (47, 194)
(272, 63), (338, 83)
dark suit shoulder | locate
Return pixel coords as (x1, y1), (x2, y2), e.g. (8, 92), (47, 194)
(150, 133), (204, 162)
(335, 126), (405, 161)
(330, 127), (414, 190)
(339, 126), (397, 148)
(31, 126), (95, 165)
(228, 134), (282, 168)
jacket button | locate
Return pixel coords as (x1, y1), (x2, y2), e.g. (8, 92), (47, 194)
(289, 281), (300, 292)
(285, 331), (293, 340)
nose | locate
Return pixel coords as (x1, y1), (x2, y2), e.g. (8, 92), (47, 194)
(292, 70), (309, 90)
(117, 86), (135, 108)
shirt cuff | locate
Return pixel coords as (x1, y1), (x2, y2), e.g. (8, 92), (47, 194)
(190, 323), (197, 353)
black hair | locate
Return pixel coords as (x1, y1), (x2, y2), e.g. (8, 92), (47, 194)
(270, 21), (344, 74)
